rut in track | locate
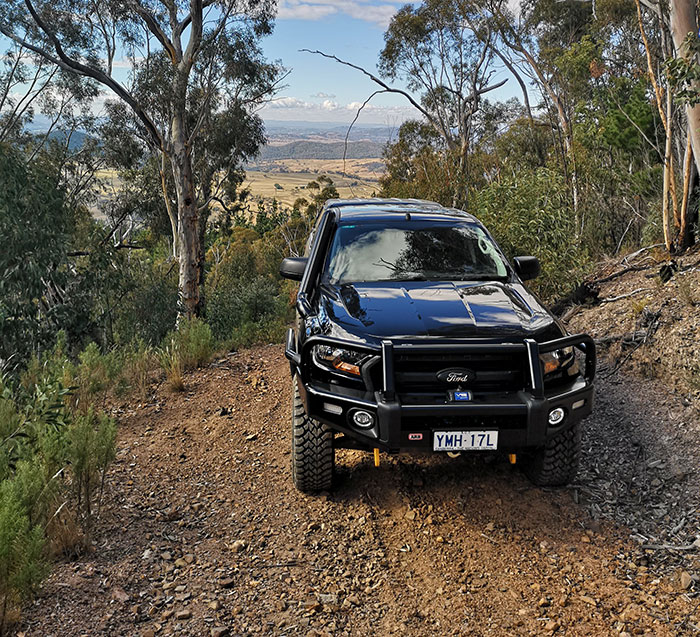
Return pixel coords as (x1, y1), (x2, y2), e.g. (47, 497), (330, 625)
(18, 345), (699, 636)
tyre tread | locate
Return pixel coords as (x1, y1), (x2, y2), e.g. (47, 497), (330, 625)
(291, 378), (334, 493)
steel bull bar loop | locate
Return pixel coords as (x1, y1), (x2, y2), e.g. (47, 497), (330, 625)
(285, 329), (596, 450)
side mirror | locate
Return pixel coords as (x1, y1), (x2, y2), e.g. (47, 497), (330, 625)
(280, 257), (308, 281)
(513, 256), (540, 281)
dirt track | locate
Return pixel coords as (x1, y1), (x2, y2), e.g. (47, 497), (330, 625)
(18, 345), (700, 636)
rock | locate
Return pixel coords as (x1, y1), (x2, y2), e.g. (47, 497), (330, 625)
(275, 599), (287, 611)
(142, 631), (155, 637)
(404, 510), (417, 521)
(303, 599), (321, 612)
(346, 594), (360, 605)
(175, 610), (192, 620)
(435, 536), (445, 544)
(231, 540), (247, 553)
(211, 628), (229, 637)
(111, 587), (130, 603)
(208, 600), (222, 611)
(161, 552), (172, 561)
(219, 578), (235, 589)
(538, 597), (549, 607)
(681, 571), (694, 590)
(544, 620), (558, 632)
(318, 593), (338, 605)
(174, 558), (187, 568)
(579, 595), (596, 606)
(184, 553), (195, 564)
(161, 610), (174, 620)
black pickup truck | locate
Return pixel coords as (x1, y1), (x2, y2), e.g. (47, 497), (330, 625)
(280, 199), (595, 493)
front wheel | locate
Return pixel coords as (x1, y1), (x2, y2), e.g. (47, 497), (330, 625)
(291, 377), (334, 493)
(522, 422), (580, 487)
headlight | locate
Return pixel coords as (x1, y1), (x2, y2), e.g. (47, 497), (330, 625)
(540, 347), (575, 375)
(312, 345), (367, 377)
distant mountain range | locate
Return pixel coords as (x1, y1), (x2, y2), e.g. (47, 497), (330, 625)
(258, 140), (385, 161)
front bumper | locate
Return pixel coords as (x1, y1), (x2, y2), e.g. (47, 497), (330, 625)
(285, 330), (596, 453)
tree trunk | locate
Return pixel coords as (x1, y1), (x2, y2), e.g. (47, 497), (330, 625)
(170, 115), (201, 318)
(670, 0), (700, 176)
(160, 151), (179, 260)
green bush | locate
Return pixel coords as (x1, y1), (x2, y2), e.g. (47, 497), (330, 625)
(205, 230), (290, 344)
(0, 347), (117, 630)
(167, 317), (215, 369)
(470, 168), (591, 303)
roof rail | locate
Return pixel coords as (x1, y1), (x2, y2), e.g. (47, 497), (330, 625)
(322, 198), (475, 221)
(324, 197), (444, 209)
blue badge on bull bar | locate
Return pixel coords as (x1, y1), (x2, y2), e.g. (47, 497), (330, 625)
(448, 390), (472, 402)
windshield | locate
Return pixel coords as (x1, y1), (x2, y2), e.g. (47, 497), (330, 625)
(325, 220), (509, 284)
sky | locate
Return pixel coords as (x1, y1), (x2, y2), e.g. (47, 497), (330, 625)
(258, 0), (419, 126)
(0, 0), (522, 130)
(259, 0), (521, 127)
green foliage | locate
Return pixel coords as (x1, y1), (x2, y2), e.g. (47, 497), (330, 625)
(205, 227), (291, 345)
(0, 477), (46, 632)
(66, 409), (116, 525)
(157, 341), (185, 392)
(0, 347), (117, 628)
(166, 317), (215, 370)
(471, 169), (590, 301)
(667, 33), (700, 107)
(0, 144), (68, 364)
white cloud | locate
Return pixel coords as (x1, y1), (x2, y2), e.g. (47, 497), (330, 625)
(260, 94), (418, 124)
(276, 0), (404, 27)
(277, 3), (338, 20)
(311, 91), (336, 99)
(268, 96), (314, 109)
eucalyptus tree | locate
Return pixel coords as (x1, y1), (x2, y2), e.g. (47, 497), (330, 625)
(0, 0), (281, 318)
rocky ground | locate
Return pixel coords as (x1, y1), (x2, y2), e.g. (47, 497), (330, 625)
(15, 340), (700, 636)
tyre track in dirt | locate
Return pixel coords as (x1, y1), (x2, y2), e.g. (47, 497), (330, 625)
(17, 345), (697, 636)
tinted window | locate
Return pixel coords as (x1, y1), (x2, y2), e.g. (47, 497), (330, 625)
(326, 221), (508, 284)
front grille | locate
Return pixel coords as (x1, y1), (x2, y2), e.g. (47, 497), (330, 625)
(402, 414), (527, 431)
(393, 351), (527, 400)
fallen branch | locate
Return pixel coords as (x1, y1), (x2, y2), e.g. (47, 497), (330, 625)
(595, 330), (648, 346)
(590, 265), (656, 286)
(599, 288), (650, 304)
(622, 243), (664, 265)
(641, 543), (697, 551)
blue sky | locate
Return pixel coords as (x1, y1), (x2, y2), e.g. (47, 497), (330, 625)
(1, 0), (521, 128)
(259, 0), (521, 126)
(258, 1), (418, 125)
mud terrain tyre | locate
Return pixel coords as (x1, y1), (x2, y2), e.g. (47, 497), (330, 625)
(522, 422), (580, 487)
(291, 377), (334, 493)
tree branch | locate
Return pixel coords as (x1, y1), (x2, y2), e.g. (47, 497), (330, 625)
(1, 1), (164, 150)
(300, 49), (434, 125)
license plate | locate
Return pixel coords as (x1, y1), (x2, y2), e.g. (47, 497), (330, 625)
(433, 430), (498, 451)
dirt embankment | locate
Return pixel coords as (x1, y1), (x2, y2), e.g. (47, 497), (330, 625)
(16, 340), (700, 636)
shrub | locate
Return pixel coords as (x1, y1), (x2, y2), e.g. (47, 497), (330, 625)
(470, 168), (591, 303)
(0, 345), (117, 630)
(67, 409), (117, 527)
(168, 317), (215, 369)
(157, 341), (185, 392)
(0, 478), (46, 634)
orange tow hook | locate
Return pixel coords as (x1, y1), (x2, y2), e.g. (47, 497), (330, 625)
(373, 448), (380, 467)
(509, 454), (517, 465)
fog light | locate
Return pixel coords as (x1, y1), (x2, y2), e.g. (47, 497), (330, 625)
(352, 410), (375, 429)
(548, 407), (565, 425)
(572, 399), (585, 410)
